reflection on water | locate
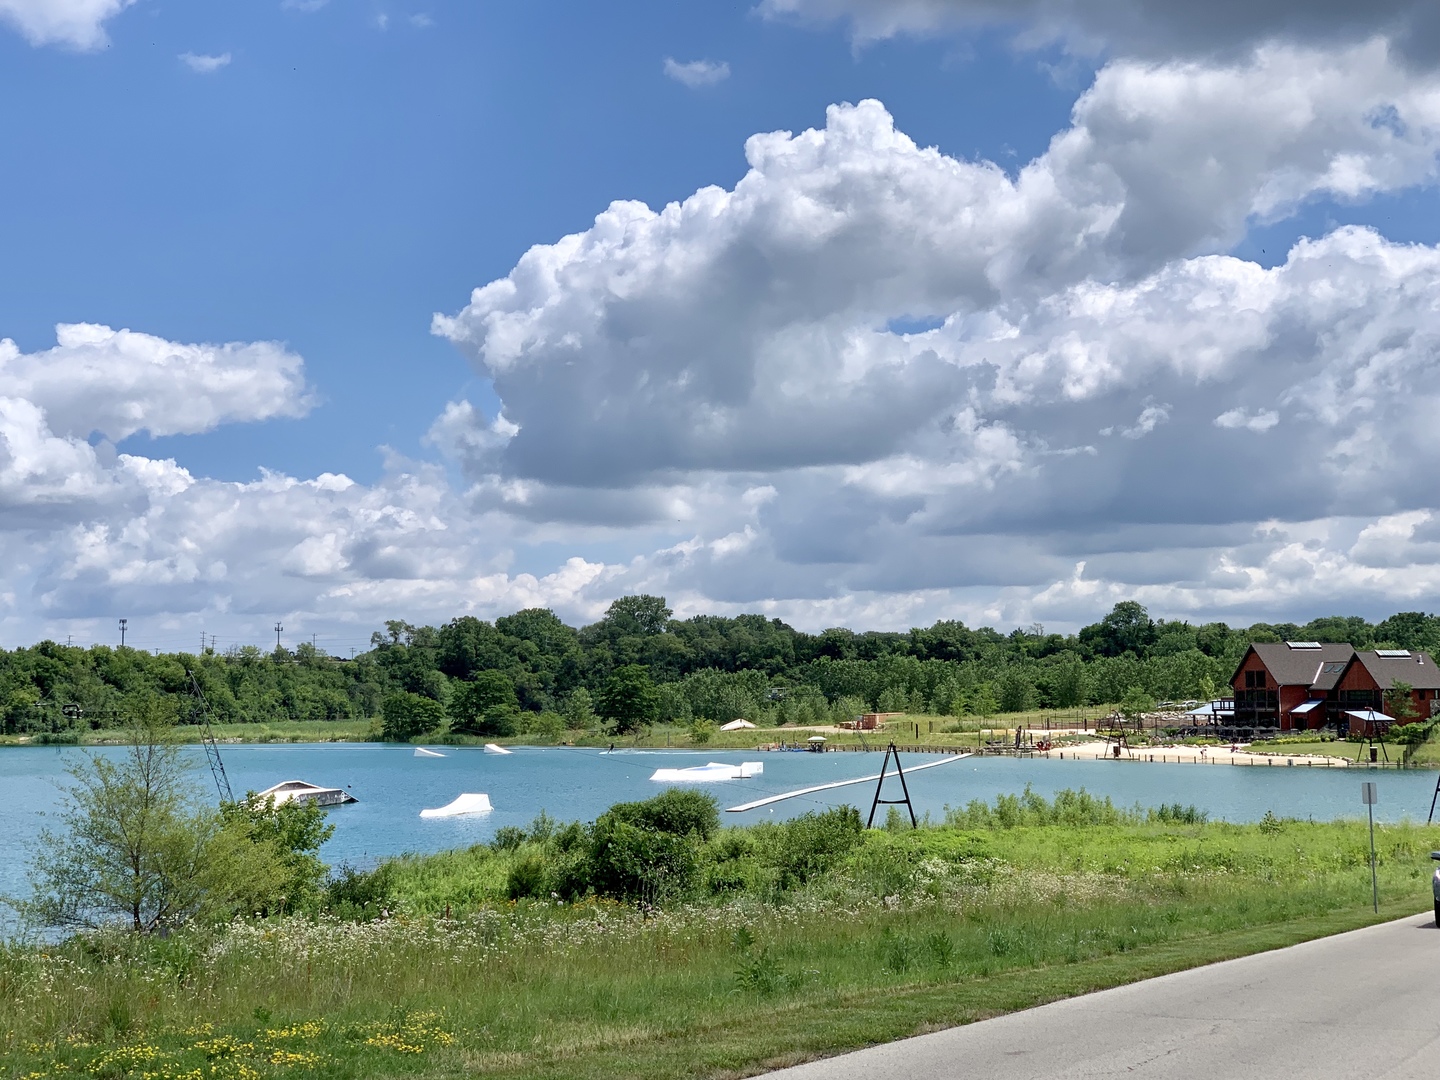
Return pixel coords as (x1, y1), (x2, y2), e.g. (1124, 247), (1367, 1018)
(3, 743), (1436, 909)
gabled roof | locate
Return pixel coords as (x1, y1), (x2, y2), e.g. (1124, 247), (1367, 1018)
(1349, 650), (1440, 691)
(1237, 642), (1356, 688)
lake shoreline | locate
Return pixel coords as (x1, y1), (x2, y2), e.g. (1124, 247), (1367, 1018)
(2, 725), (1432, 769)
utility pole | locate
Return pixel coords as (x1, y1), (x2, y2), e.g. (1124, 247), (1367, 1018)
(118, 618), (127, 648)
(274, 621), (284, 655)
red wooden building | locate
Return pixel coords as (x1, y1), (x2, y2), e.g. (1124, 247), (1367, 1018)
(1331, 650), (1440, 732)
(1230, 641), (1354, 729)
(1229, 642), (1440, 732)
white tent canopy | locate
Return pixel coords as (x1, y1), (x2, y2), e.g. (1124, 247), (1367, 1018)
(1289, 700), (1324, 715)
(1345, 708), (1393, 724)
(719, 718), (757, 730)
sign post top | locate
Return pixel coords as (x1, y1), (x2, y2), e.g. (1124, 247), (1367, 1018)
(1361, 781), (1378, 805)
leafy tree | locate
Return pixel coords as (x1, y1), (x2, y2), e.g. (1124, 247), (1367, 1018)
(1383, 680), (1418, 723)
(381, 691), (445, 741)
(1118, 685), (1156, 722)
(597, 664), (660, 735)
(24, 700), (291, 931)
(998, 668), (1036, 713)
(970, 683), (999, 718)
(517, 710), (566, 742)
(219, 792), (335, 913)
(449, 671), (520, 736)
(1080, 601), (1157, 658)
(601, 595), (673, 637)
(563, 687), (597, 730)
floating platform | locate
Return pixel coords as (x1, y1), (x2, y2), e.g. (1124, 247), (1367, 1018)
(420, 793), (494, 818)
(414, 747), (446, 758)
(483, 743), (513, 755)
(650, 761), (763, 783)
(254, 780), (357, 807)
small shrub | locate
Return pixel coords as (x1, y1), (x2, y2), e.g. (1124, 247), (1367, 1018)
(1150, 803), (1209, 825)
(987, 926), (1024, 958)
(506, 855), (548, 900)
(765, 806), (864, 888)
(491, 826), (527, 852)
(526, 810), (557, 843)
(606, 788), (719, 840)
(880, 929), (918, 974)
(734, 948), (786, 995)
(925, 931), (955, 969)
(583, 818), (701, 902)
(324, 863), (394, 919)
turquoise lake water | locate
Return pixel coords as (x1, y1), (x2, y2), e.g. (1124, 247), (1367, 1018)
(3, 744), (1437, 915)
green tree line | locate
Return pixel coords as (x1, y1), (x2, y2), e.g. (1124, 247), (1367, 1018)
(6, 599), (1440, 737)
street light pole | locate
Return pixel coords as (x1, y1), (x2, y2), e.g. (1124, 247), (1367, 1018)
(118, 618), (127, 648)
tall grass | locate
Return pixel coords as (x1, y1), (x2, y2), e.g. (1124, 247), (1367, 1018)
(4, 796), (1437, 1080)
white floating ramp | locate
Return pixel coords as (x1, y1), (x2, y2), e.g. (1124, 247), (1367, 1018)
(724, 754), (970, 812)
(420, 793), (493, 818)
(650, 761), (763, 783)
(414, 747), (445, 758)
(483, 743), (513, 755)
(254, 780), (357, 807)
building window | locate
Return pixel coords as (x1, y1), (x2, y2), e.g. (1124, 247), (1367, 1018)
(1254, 670), (1266, 688)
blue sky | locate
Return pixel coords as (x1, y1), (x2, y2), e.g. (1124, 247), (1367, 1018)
(3, 0), (1440, 653)
(0, 2), (1075, 483)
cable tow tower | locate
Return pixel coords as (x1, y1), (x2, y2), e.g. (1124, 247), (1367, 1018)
(188, 669), (234, 803)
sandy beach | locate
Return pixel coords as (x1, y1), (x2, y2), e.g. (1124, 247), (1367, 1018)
(1048, 740), (1350, 767)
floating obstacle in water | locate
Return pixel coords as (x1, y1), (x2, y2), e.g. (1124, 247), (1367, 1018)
(420, 793), (494, 818)
(650, 761), (763, 783)
(254, 780), (357, 807)
(414, 747), (445, 758)
(483, 743), (513, 755)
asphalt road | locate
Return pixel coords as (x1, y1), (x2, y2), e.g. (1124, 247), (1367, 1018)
(760, 912), (1440, 1080)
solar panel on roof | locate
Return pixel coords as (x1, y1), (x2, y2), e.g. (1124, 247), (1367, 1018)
(1285, 641), (1322, 649)
(1375, 649), (1412, 658)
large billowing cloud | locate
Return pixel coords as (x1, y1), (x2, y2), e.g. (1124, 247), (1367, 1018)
(426, 39), (1440, 629)
(435, 42), (1440, 496)
(0, 0), (134, 50)
(760, 0), (1440, 66)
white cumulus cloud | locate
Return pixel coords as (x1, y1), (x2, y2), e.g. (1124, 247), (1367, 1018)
(0, 0), (134, 50)
(663, 57), (731, 87)
(180, 52), (232, 74)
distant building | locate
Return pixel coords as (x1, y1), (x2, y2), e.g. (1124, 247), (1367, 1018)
(1333, 650), (1440, 731)
(1229, 641), (1440, 732)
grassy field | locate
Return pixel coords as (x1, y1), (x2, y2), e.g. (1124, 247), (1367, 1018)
(5, 800), (1438, 1080)
(0, 720), (380, 747)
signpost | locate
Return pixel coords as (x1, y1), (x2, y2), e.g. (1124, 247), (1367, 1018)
(1361, 782), (1378, 913)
